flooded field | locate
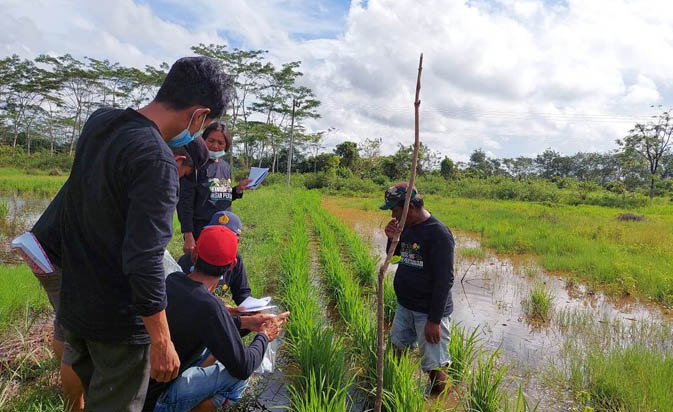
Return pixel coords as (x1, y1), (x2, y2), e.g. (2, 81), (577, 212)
(0, 194), (50, 264)
(323, 196), (673, 410)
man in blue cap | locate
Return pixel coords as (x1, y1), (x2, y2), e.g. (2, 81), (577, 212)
(381, 183), (455, 395)
(177, 211), (251, 313)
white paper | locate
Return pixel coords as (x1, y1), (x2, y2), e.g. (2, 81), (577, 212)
(240, 296), (272, 310)
(247, 167), (269, 189)
(241, 305), (277, 313)
(162, 250), (182, 278)
(11, 232), (55, 274)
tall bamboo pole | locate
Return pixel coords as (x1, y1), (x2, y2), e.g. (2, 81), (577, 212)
(374, 53), (423, 412)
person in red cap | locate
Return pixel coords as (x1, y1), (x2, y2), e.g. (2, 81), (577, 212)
(143, 225), (289, 412)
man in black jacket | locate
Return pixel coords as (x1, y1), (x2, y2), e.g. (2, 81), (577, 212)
(144, 225), (288, 412)
(59, 56), (230, 411)
(382, 183), (455, 394)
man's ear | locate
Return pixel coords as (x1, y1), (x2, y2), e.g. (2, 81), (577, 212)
(174, 155), (187, 167)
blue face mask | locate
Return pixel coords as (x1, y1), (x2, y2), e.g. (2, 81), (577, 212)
(209, 149), (226, 159)
(167, 110), (206, 148)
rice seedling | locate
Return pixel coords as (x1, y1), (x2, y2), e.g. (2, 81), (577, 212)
(286, 372), (352, 412)
(0, 266), (50, 334)
(465, 349), (508, 412)
(383, 274), (396, 325)
(322, 211), (378, 285)
(278, 202), (353, 406)
(460, 247), (486, 260)
(0, 199), (9, 221)
(521, 282), (554, 322)
(381, 348), (425, 412)
(447, 323), (482, 384)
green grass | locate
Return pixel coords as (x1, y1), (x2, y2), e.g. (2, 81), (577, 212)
(459, 247), (486, 260)
(330, 195), (673, 306)
(383, 274), (396, 325)
(0, 168), (66, 197)
(0, 266), (50, 334)
(167, 185), (293, 295)
(447, 323), (481, 384)
(565, 345), (673, 412)
(465, 349), (508, 412)
(522, 283), (554, 322)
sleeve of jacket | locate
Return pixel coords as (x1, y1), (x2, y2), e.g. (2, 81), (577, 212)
(427, 231), (455, 323)
(123, 157), (179, 317)
(177, 175), (196, 234)
(230, 255), (252, 306)
(202, 302), (268, 380)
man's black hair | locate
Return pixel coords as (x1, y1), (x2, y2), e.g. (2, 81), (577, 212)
(171, 146), (193, 167)
(155, 57), (231, 119)
(195, 257), (232, 277)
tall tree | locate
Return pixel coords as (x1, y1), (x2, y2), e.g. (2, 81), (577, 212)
(617, 108), (673, 197)
(334, 141), (359, 171)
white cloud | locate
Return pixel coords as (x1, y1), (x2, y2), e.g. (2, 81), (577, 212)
(1, 0), (673, 160)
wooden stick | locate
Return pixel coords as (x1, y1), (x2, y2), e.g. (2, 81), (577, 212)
(374, 53), (423, 412)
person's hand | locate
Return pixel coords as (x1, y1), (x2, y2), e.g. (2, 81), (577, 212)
(259, 312), (290, 341)
(424, 321), (441, 345)
(149, 338), (181, 382)
(226, 305), (246, 316)
(236, 178), (253, 192)
(183, 233), (196, 255)
(385, 219), (399, 240)
(240, 313), (276, 331)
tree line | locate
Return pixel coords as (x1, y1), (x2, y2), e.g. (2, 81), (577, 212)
(1, 46), (672, 197)
(0, 44), (321, 172)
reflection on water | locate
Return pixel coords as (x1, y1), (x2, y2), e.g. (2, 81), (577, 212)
(323, 197), (672, 410)
(0, 195), (51, 264)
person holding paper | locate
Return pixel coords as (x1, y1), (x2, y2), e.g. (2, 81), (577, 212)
(177, 122), (252, 256)
(143, 225), (289, 412)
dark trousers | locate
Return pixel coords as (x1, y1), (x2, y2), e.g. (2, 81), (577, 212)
(65, 330), (151, 412)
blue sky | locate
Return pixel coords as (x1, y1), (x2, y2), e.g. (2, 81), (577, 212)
(2, 0), (673, 160)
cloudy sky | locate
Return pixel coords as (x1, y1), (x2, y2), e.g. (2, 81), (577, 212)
(2, 0), (673, 161)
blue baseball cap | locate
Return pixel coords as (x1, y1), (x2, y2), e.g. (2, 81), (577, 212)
(207, 211), (242, 237)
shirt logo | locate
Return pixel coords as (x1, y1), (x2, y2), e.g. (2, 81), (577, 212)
(400, 241), (423, 268)
(208, 178), (233, 202)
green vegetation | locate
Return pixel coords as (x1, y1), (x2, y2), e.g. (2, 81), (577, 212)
(0, 266), (49, 334)
(522, 283), (554, 322)
(566, 345), (673, 412)
(447, 323), (482, 384)
(0, 168), (66, 197)
(332, 195), (673, 306)
(279, 202), (352, 409)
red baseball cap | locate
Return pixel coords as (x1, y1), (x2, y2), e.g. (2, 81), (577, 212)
(195, 225), (238, 267)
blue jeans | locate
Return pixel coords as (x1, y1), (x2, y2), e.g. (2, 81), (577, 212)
(390, 304), (451, 372)
(153, 361), (249, 412)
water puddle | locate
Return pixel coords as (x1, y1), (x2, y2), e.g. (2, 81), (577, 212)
(323, 197), (673, 410)
(0, 194), (51, 264)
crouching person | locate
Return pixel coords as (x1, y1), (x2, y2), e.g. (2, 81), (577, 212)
(143, 225), (288, 412)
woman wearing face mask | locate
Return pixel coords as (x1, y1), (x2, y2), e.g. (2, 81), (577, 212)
(177, 122), (252, 255)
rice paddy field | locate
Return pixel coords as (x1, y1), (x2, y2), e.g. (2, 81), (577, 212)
(0, 170), (672, 411)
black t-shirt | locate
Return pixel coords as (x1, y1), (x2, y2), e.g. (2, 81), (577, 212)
(143, 272), (268, 410)
(177, 158), (242, 237)
(389, 215), (455, 323)
(177, 252), (252, 305)
(59, 107), (179, 344)
(31, 184), (66, 267)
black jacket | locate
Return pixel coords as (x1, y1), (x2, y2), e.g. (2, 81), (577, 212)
(177, 158), (242, 237)
(58, 107), (179, 344)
